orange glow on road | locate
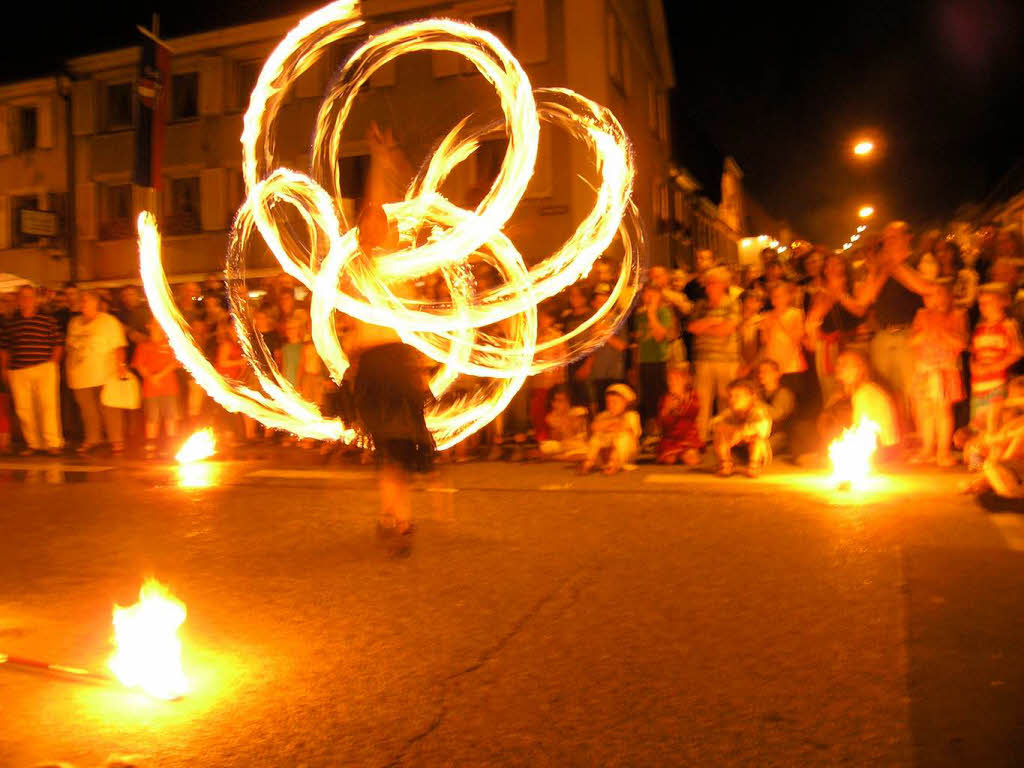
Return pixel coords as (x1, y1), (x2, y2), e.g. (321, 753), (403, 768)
(108, 579), (189, 700)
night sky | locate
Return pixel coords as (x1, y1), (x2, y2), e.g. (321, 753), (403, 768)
(4, 0), (1022, 245)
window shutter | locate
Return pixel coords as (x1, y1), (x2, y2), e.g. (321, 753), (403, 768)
(369, 60), (396, 89)
(525, 127), (552, 199)
(225, 60), (240, 112)
(432, 52), (460, 78)
(199, 57), (225, 116)
(75, 183), (97, 240)
(0, 195), (10, 250)
(71, 80), (97, 136)
(515, 0), (547, 64)
(200, 168), (228, 231)
(37, 96), (56, 149)
(0, 106), (11, 155)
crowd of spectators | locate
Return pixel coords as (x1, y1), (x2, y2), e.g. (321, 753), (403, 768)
(3, 219), (1024, 501)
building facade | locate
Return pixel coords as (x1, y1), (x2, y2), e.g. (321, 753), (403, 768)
(0, 76), (71, 285)
(1, 0), (713, 287)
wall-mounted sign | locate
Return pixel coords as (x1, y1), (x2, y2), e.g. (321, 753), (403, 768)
(20, 209), (59, 237)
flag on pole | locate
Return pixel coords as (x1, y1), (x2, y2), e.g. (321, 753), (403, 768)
(134, 26), (171, 189)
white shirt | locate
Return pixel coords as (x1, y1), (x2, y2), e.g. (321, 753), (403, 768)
(65, 312), (127, 390)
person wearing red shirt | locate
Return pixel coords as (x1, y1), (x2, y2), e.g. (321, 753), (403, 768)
(132, 318), (181, 457)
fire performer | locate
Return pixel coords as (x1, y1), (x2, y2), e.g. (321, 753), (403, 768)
(343, 204), (434, 545)
(344, 126), (434, 545)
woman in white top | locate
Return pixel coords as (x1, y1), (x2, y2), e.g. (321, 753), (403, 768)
(65, 291), (128, 453)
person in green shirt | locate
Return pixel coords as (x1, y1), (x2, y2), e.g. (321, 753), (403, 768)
(634, 283), (677, 430)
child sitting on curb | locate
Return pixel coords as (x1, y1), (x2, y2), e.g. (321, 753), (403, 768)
(539, 386), (589, 461)
(711, 378), (772, 477)
(656, 364), (702, 466)
(581, 383), (641, 475)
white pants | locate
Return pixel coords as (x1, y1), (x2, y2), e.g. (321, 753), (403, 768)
(695, 360), (738, 442)
(8, 361), (63, 450)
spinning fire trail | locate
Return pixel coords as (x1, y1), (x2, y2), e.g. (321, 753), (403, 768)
(139, 0), (644, 449)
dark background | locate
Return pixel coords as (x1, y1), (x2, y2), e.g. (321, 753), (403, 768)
(3, 0), (1022, 245)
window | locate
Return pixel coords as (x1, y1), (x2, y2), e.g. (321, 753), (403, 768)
(99, 184), (133, 240)
(166, 176), (200, 235)
(171, 72), (199, 121)
(473, 11), (515, 51)
(657, 92), (669, 144)
(456, 11), (516, 75)
(647, 83), (658, 133)
(17, 107), (38, 152)
(237, 60), (261, 110)
(11, 194), (39, 248)
(607, 12), (624, 92)
(339, 154), (370, 219)
(474, 137), (508, 191)
(106, 82), (133, 130)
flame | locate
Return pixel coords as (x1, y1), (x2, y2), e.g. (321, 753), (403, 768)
(108, 579), (188, 700)
(828, 419), (880, 490)
(176, 428), (216, 464)
(137, 2), (643, 450)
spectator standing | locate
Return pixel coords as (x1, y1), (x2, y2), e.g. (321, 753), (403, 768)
(65, 291), (128, 453)
(909, 280), (967, 466)
(737, 289), (763, 374)
(633, 283), (675, 430)
(806, 253), (865, 403)
(576, 284), (627, 414)
(860, 222), (928, 427)
(132, 317), (181, 457)
(688, 266), (740, 442)
(969, 283), (1023, 424)
(0, 286), (64, 456)
(562, 284), (593, 406)
(758, 281), (808, 398)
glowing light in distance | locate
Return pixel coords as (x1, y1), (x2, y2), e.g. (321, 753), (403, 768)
(850, 234), (860, 242)
(853, 139), (875, 156)
(176, 428), (216, 464)
(842, 243), (851, 250)
(828, 419), (880, 490)
(858, 206), (875, 219)
(108, 579), (189, 699)
(856, 225), (866, 233)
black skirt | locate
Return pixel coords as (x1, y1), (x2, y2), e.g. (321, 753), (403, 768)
(353, 343), (435, 473)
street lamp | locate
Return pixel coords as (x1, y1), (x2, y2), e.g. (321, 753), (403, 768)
(858, 205), (875, 219)
(852, 139), (875, 157)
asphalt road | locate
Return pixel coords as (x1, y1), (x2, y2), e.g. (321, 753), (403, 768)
(1, 455), (1022, 767)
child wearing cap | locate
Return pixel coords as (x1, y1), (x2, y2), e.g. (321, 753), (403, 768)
(970, 283), (1023, 425)
(581, 383), (642, 475)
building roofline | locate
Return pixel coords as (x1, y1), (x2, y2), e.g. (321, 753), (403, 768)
(66, 12), (310, 74)
(0, 75), (62, 99)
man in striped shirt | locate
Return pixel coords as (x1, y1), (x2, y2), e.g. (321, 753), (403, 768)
(0, 286), (64, 455)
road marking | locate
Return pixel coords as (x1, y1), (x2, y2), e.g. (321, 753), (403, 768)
(246, 468), (370, 480)
(988, 513), (1024, 552)
(0, 462), (114, 472)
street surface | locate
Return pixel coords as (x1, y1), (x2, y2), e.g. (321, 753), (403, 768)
(1, 453), (1023, 767)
